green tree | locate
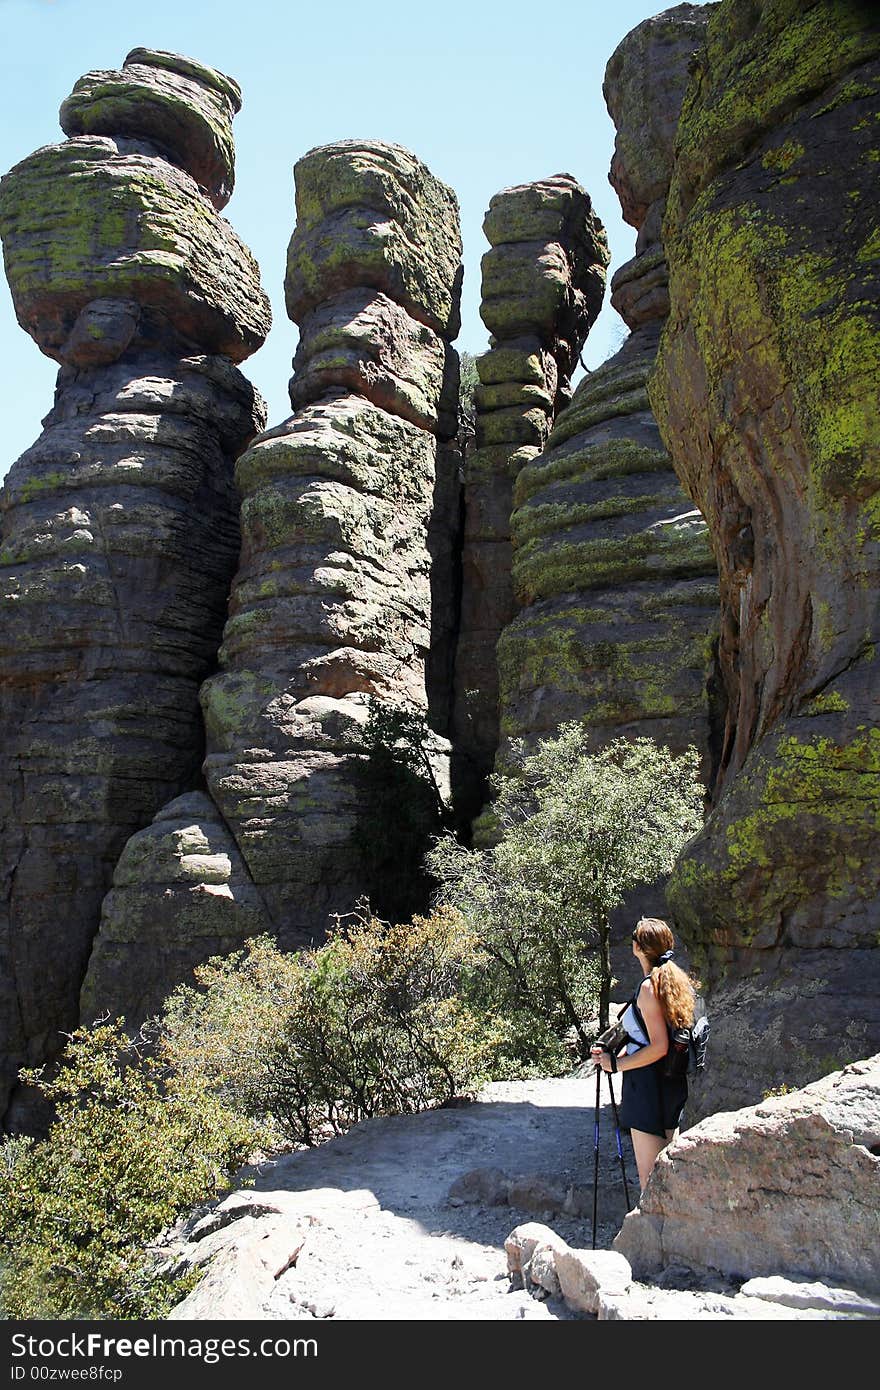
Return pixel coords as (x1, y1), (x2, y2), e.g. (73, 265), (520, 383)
(0, 1021), (265, 1319)
(429, 727), (704, 1060)
(457, 349), (479, 458)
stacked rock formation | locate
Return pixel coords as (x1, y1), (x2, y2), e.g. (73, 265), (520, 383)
(451, 178), (609, 819)
(495, 7), (718, 780)
(198, 140), (462, 938)
(81, 140), (464, 1021)
(651, 0), (880, 1109)
(0, 49), (269, 1122)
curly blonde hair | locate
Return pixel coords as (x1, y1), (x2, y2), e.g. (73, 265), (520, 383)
(633, 917), (700, 1029)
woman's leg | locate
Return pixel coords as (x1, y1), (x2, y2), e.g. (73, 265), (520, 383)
(630, 1128), (667, 1192)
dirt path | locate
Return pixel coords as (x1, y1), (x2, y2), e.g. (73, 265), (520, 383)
(172, 1074), (639, 1320)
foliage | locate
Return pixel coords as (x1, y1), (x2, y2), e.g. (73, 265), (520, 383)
(429, 727), (704, 1060)
(161, 908), (502, 1150)
(0, 1021), (265, 1320)
(348, 699), (450, 923)
(457, 349), (479, 457)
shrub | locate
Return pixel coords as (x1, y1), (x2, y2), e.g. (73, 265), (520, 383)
(0, 1021), (265, 1319)
(430, 727), (704, 1061)
(161, 907), (503, 1149)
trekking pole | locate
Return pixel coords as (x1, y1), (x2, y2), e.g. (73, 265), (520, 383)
(591, 1062), (601, 1250)
(605, 1068), (631, 1213)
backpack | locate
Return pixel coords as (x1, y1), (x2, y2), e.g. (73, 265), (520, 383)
(664, 1013), (710, 1078)
(626, 986), (709, 1079)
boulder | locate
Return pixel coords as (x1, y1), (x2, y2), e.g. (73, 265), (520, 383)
(167, 1220), (307, 1320)
(80, 793), (271, 1030)
(739, 1276), (880, 1317)
(504, 1222), (568, 1282)
(554, 1248), (632, 1315)
(614, 1055), (880, 1292)
(447, 1167), (510, 1207)
(596, 1288), (829, 1320)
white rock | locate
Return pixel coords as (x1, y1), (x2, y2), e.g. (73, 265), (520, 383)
(739, 1276), (880, 1316)
(597, 1288), (832, 1320)
(529, 1245), (562, 1298)
(504, 1222), (568, 1279)
(555, 1248), (632, 1314)
(167, 1220), (306, 1320)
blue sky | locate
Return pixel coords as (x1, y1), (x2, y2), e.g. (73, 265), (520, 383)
(0, 0), (676, 477)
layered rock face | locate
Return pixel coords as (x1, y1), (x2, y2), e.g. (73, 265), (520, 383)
(496, 7), (717, 780)
(188, 141), (464, 940)
(451, 178), (609, 819)
(651, 0), (880, 1108)
(80, 794), (268, 1029)
(0, 49), (269, 1121)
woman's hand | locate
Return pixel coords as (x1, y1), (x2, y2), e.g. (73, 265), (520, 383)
(590, 1046), (613, 1073)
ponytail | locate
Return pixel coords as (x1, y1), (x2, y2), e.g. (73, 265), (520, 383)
(651, 960), (697, 1029)
(633, 917), (701, 1029)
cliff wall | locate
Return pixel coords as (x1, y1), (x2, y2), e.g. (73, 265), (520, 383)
(652, 0), (880, 1108)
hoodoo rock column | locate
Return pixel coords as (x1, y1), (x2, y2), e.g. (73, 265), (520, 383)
(0, 49), (269, 1123)
(197, 140), (464, 941)
(495, 6), (717, 774)
(451, 177), (609, 820)
(78, 139), (464, 1033)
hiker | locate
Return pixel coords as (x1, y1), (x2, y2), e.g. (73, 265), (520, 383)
(590, 917), (700, 1193)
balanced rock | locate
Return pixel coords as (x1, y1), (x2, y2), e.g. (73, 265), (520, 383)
(614, 1055), (880, 1293)
(60, 47), (242, 209)
(0, 52), (268, 1125)
(1, 48), (269, 365)
(451, 177), (608, 819)
(285, 139), (462, 338)
(651, 0), (880, 1109)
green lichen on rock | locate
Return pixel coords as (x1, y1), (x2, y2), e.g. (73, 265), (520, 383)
(285, 140), (463, 338)
(666, 0), (878, 229)
(513, 512), (715, 605)
(514, 438), (670, 506)
(60, 48), (240, 209)
(669, 718), (880, 949)
(652, 0), (880, 1111)
(0, 139), (270, 361)
(497, 615), (713, 734)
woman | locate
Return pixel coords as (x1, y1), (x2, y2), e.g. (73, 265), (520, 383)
(590, 917), (699, 1193)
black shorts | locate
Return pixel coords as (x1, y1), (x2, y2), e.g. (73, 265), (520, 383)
(619, 1056), (687, 1137)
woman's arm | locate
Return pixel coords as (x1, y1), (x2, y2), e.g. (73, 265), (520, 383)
(591, 977), (668, 1073)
